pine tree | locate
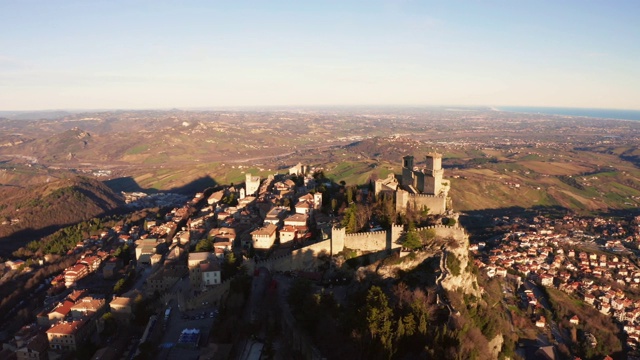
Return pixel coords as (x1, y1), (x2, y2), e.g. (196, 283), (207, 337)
(403, 314), (416, 336)
(396, 317), (406, 340)
(365, 286), (394, 356)
(418, 312), (428, 335)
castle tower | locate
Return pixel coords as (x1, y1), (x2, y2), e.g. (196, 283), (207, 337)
(425, 153), (442, 172)
(423, 153), (444, 195)
(388, 224), (404, 250)
(330, 226), (346, 255)
(245, 173), (261, 196)
(401, 156), (415, 188)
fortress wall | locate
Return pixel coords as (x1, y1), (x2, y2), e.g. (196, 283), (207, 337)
(415, 224), (467, 241)
(290, 239), (332, 269)
(410, 194), (447, 215)
(292, 239), (332, 259)
(396, 191), (448, 215)
(253, 239), (334, 272)
(344, 231), (388, 252)
(250, 224), (465, 274)
(184, 227), (468, 311)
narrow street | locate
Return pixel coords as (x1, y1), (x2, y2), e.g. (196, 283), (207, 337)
(524, 280), (568, 347)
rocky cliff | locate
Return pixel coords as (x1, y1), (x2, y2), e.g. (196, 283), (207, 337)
(437, 225), (482, 298)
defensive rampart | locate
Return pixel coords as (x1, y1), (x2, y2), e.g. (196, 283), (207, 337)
(249, 224), (469, 280)
(344, 231), (388, 252)
(396, 190), (448, 214)
(414, 224), (466, 240)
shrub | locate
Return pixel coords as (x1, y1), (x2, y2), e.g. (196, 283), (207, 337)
(447, 253), (461, 276)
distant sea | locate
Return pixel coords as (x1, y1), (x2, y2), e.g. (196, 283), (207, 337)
(497, 106), (640, 121)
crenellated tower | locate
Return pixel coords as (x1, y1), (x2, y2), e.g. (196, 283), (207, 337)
(423, 153), (444, 195)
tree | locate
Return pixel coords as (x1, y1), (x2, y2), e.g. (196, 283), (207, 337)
(446, 253), (461, 276)
(420, 205), (430, 216)
(342, 203), (357, 233)
(403, 314), (416, 336)
(402, 231), (422, 250)
(374, 192), (396, 228)
(417, 312), (428, 336)
(364, 286), (394, 355)
(113, 278), (126, 295)
(195, 238), (213, 252)
(223, 252), (238, 278)
(101, 312), (117, 337)
(395, 317), (406, 340)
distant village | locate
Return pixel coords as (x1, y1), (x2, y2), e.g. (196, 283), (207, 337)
(477, 214), (640, 353)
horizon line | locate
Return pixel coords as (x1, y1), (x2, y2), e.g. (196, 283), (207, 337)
(2, 104), (640, 113)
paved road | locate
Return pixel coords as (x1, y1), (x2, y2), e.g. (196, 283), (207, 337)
(524, 280), (568, 346)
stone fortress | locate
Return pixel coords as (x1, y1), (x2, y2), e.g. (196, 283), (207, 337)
(193, 153), (475, 310)
(375, 153), (451, 215)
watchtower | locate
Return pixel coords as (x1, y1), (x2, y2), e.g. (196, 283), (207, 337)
(401, 156), (415, 188)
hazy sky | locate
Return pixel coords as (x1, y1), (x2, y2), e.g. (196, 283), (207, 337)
(1, 0), (639, 110)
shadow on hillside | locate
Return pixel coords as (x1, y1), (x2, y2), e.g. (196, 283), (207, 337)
(0, 207), (129, 258)
(0, 176), (222, 257)
(460, 205), (570, 226)
(103, 176), (145, 193)
(104, 175), (219, 195)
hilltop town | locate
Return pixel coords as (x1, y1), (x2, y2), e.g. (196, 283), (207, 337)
(0, 152), (482, 359)
(1, 111), (640, 359)
(3, 148), (640, 359)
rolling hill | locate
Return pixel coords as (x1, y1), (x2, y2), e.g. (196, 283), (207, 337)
(0, 175), (124, 255)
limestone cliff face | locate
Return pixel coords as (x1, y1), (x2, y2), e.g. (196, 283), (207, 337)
(436, 225), (482, 298)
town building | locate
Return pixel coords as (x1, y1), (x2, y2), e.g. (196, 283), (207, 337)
(251, 223), (278, 249)
(135, 238), (157, 266)
(245, 173), (261, 196)
(70, 296), (106, 321)
(64, 263), (89, 288)
(109, 296), (135, 323)
(15, 333), (48, 360)
(200, 262), (222, 287)
(46, 318), (91, 351)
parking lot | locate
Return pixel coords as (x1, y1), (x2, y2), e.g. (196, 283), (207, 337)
(155, 300), (219, 359)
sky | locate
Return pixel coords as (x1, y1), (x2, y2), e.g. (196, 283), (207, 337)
(1, 0), (639, 111)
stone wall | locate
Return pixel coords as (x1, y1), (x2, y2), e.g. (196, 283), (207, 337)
(180, 219), (476, 341)
(343, 225), (403, 252)
(249, 239), (334, 273)
(414, 224), (465, 239)
(396, 190), (447, 215)
(344, 231), (387, 252)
